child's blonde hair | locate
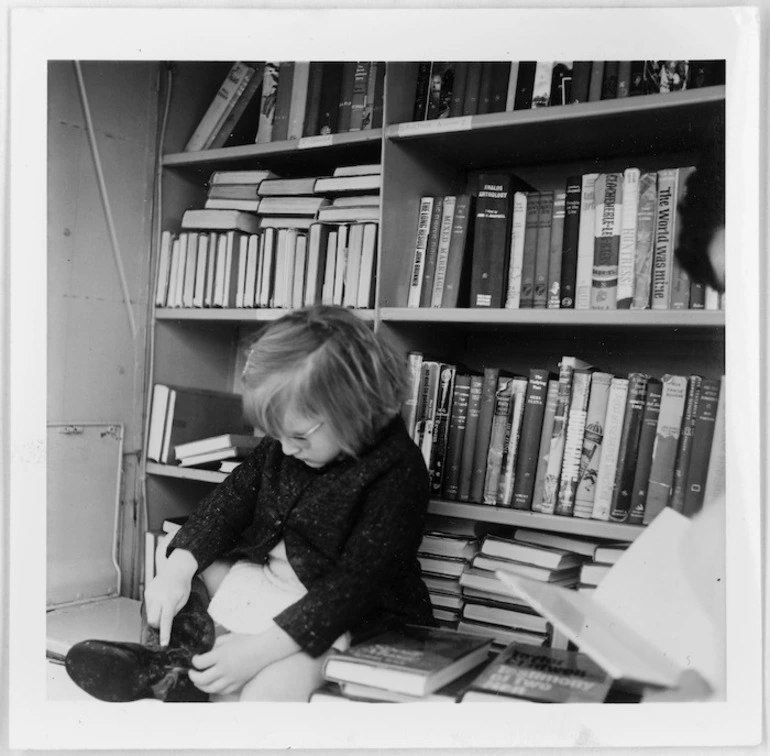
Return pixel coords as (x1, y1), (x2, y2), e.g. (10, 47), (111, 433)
(241, 305), (406, 456)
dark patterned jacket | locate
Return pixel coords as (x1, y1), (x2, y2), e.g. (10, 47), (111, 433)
(168, 415), (435, 657)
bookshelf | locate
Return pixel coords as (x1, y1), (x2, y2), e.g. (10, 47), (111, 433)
(146, 60), (725, 545)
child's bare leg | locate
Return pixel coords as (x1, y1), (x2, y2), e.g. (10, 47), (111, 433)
(238, 650), (330, 702)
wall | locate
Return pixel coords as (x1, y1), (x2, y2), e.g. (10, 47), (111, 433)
(47, 61), (159, 596)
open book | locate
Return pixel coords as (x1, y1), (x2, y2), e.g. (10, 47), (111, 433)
(496, 506), (723, 693)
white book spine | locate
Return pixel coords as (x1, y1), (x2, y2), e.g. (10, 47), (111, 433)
(497, 377), (529, 506)
(357, 223), (378, 308)
(505, 61), (520, 111)
(235, 234), (249, 308)
(575, 173), (599, 309)
(192, 234), (208, 308)
(321, 230), (337, 305)
(555, 370), (591, 515)
(292, 234), (307, 309)
(165, 237), (181, 309)
(343, 224), (363, 307)
(407, 197), (435, 307)
(286, 62), (310, 141)
(173, 234), (189, 307)
(243, 234), (259, 308)
(617, 168), (640, 308)
(154, 230), (174, 307)
(651, 168), (679, 310)
(504, 191), (528, 309)
(204, 233), (219, 307)
(333, 225), (348, 305)
(591, 377), (629, 521)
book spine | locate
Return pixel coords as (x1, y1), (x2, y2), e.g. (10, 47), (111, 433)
(462, 62), (483, 115)
(349, 62), (370, 131)
(590, 172), (623, 309)
(483, 377), (515, 504)
(505, 62), (520, 110)
(518, 192), (541, 308)
(631, 172), (658, 309)
(255, 62), (280, 144)
(271, 62), (294, 142)
(529, 378), (560, 511)
(449, 62), (469, 118)
(554, 369), (592, 516)
(513, 61), (537, 110)
(440, 195), (474, 308)
(681, 377), (722, 516)
(286, 62), (311, 140)
(302, 62), (325, 137)
(609, 372), (650, 522)
(430, 364), (457, 495)
(616, 60), (632, 97)
(616, 168), (640, 308)
(430, 196), (458, 307)
(546, 191), (566, 309)
(574, 174), (599, 309)
(569, 61), (592, 103)
(530, 61), (554, 107)
(337, 62), (357, 132)
(155, 230), (174, 307)
(504, 191), (529, 309)
(412, 62), (432, 121)
(669, 375), (703, 512)
(629, 61), (646, 95)
(206, 66), (260, 149)
(402, 351), (423, 438)
(669, 166), (697, 310)
(361, 61), (380, 129)
(651, 168), (679, 309)
(588, 61), (604, 101)
(371, 62), (386, 129)
(549, 61), (573, 106)
(317, 62), (344, 135)
(414, 361), (441, 462)
(643, 374), (688, 523)
(407, 197), (435, 307)
(509, 368), (550, 510)
(559, 176), (582, 309)
(590, 377), (629, 521)
(470, 174), (513, 308)
(487, 62), (511, 113)
(419, 199), (446, 307)
(458, 375), (485, 501)
(533, 191), (554, 308)
(441, 374), (472, 500)
(497, 377), (529, 506)
(533, 358), (575, 514)
(573, 371), (613, 519)
(469, 367), (501, 503)
(601, 61), (619, 99)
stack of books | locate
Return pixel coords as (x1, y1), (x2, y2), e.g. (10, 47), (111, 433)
(404, 352), (724, 525)
(146, 383), (250, 465)
(412, 60), (725, 120)
(406, 166), (724, 312)
(174, 432), (262, 469)
(576, 542), (629, 592)
(317, 624), (494, 703)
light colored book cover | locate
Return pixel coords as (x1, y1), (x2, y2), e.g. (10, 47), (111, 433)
(555, 369), (592, 516)
(574, 173), (599, 309)
(651, 168), (679, 309)
(590, 172), (623, 310)
(497, 376), (528, 505)
(504, 191), (529, 309)
(616, 167), (640, 308)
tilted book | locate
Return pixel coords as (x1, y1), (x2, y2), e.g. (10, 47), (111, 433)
(321, 625), (492, 697)
(574, 173), (599, 309)
(616, 168), (640, 308)
(529, 378), (560, 512)
(461, 642), (612, 703)
(437, 194), (474, 308)
(470, 174), (514, 308)
(609, 373), (650, 522)
(631, 172), (658, 309)
(573, 372), (614, 519)
(590, 377), (629, 521)
(402, 351), (424, 439)
(509, 368), (551, 510)
(255, 62), (280, 144)
(643, 374), (688, 524)
(669, 166), (697, 310)
(590, 172), (623, 309)
(419, 198), (446, 308)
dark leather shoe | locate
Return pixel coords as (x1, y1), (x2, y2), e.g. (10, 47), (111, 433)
(65, 639), (208, 702)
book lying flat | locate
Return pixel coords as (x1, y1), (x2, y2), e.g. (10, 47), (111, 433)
(495, 508), (715, 691)
(481, 534), (586, 569)
(471, 555), (581, 584)
(460, 642), (613, 703)
(321, 624), (493, 697)
(174, 433), (261, 460)
(177, 445), (257, 467)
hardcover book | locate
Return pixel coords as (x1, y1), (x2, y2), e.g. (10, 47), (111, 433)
(504, 191), (528, 309)
(419, 199), (446, 308)
(255, 62), (280, 144)
(590, 172), (623, 309)
(574, 173), (599, 309)
(546, 190), (567, 308)
(438, 194), (474, 308)
(457, 374), (485, 501)
(532, 190), (555, 308)
(496, 376), (529, 506)
(518, 191), (541, 308)
(461, 62), (483, 115)
(321, 625), (493, 697)
(651, 168), (679, 309)
(616, 168), (640, 308)
(631, 172), (658, 309)
(271, 61), (295, 142)
(429, 196), (458, 307)
(441, 373), (472, 500)
(469, 366), (501, 502)
(429, 364), (458, 496)
(407, 196), (436, 307)
(513, 61), (537, 110)
(530, 378), (560, 511)
(484, 376), (517, 504)
(669, 375), (703, 514)
(480, 534), (585, 570)
(559, 175), (583, 308)
(461, 642), (612, 703)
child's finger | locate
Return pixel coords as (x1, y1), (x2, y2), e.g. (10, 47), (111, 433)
(158, 607), (172, 647)
(190, 650), (215, 670)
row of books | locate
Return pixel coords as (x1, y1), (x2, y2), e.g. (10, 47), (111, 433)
(155, 221), (378, 311)
(184, 61), (385, 152)
(419, 522), (628, 647)
(405, 352), (723, 524)
(413, 60), (725, 120)
(408, 167), (723, 311)
(313, 625), (616, 704)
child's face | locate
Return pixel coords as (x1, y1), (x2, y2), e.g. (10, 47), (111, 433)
(277, 406), (344, 468)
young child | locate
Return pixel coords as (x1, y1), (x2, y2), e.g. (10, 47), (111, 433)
(66, 305), (435, 702)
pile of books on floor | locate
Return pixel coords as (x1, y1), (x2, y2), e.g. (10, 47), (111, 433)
(406, 166), (724, 312)
(184, 61), (385, 152)
(412, 60), (725, 120)
(406, 352), (724, 525)
(310, 624), (615, 703)
(155, 165), (380, 310)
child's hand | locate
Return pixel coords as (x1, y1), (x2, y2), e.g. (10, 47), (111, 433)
(144, 549), (198, 646)
(188, 633), (265, 695)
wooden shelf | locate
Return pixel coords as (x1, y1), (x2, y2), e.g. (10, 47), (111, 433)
(146, 461), (227, 484)
(379, 308), (724, 328)
(428, 500), (645, 541)
(386, 86), (725, 169)
(163, 129), (383, 175)
(155, 308), (376, 323)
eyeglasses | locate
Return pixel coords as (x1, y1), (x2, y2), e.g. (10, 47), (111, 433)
(281, 420), (325, 447)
